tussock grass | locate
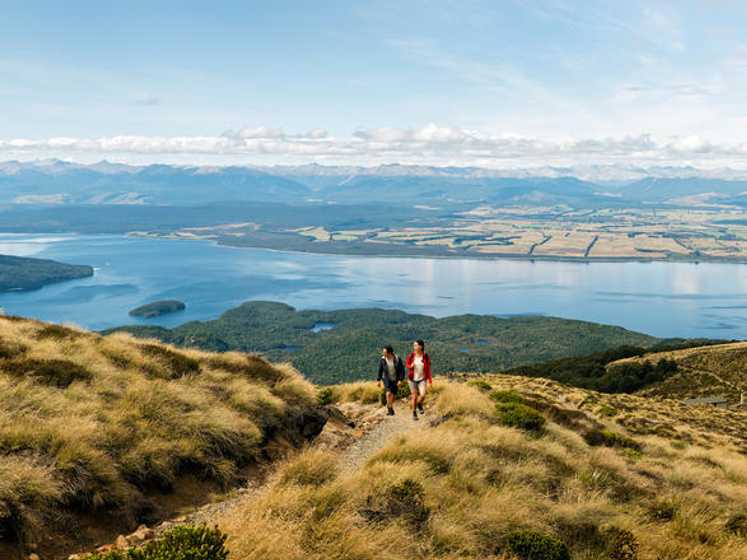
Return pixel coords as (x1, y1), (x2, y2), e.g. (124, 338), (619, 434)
(219, 378), (747, 560)
(0, 316), (320, 550)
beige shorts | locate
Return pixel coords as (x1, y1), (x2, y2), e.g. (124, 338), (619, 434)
(408, 378), (427, 397)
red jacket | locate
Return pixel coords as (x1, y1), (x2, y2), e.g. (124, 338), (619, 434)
(406, 352), (432, 384)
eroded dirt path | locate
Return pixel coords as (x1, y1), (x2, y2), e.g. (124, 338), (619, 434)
(85, 401), (420, 556)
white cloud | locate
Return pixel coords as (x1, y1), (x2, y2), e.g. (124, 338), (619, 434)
(2, 125), (747, 168)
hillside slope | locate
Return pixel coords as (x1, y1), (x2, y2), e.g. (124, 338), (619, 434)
(608, 341), (747, 403)
(0, 315), (326, 559)
(213, 375), (747, 560)
(109, 301), (658, 384)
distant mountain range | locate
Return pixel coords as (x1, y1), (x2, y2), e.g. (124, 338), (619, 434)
(3, 159), (747, 208)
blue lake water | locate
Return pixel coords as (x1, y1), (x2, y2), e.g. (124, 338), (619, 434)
(2, 233), (747, 338)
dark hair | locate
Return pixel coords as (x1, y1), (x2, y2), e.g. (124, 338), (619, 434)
(415, 339), (425, 350)
(383, 345), (394, 355)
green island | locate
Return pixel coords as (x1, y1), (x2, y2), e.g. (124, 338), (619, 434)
(108, 300), (660, 384)
(0, 254), (93, 292)
(129, 299), (186, 318)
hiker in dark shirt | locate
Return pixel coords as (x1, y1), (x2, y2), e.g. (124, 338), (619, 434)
(378, 345), (405, 416)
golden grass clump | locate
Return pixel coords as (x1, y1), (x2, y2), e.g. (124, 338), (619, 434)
(0, 316), (321, 550)
(219, 377), (747, 560)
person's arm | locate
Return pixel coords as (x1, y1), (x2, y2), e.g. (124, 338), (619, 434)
(377, 358), (384, 383)
(396, 357), (406, 381)
(425, 355), (433, 384)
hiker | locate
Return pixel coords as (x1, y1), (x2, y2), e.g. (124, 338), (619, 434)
(378, 345), (405, 415)
(406, 339), (432, 420)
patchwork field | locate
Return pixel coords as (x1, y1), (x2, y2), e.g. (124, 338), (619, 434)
(139, 206), (747, 262)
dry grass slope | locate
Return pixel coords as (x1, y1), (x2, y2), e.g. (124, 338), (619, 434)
(220, 376), (747, 560)
(609, 341), (747, 403)
(0, 316), (322, 559)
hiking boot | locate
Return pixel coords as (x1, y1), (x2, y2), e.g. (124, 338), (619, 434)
(387, 406), (394, 416)
(412, 410), (419, 421)
(417, 403), (424, 414)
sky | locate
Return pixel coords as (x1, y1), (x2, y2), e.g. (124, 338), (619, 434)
(2, 0), (747, 169)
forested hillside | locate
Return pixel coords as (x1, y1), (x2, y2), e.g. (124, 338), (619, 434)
(109, 301), (657, 384)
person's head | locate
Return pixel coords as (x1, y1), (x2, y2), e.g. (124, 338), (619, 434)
(383, 344), (395, 357)
(413, 339), (425, 354)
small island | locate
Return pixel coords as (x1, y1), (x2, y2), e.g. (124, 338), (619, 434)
(129, 300), (186, 318)
(0, 254), (94, 292)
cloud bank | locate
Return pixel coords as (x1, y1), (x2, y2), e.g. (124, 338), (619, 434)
(2, 124), (747, 168)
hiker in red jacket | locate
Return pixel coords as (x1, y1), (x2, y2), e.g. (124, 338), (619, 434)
(406, 339), (432, 421)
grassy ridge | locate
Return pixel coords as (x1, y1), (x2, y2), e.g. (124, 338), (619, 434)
(506, 339), (729, 394)
(108, 301), (658, 384)
(220, 377), (747, 560)
(0, 316), (323, 557)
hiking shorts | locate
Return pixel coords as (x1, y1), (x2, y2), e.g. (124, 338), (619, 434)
(408, 378), (427, 397)
(383, 378), (399, 395)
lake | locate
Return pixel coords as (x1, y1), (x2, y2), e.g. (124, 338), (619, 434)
(2, 233), (747, 338)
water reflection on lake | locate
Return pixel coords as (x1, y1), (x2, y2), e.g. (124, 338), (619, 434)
(1, 233), (747, 338)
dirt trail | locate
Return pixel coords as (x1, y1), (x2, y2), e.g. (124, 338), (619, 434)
(337, 403), (418, 474)
(69, 401), (422, 558)
(151, 401), (419, 534)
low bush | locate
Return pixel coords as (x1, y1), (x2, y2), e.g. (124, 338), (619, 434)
(503, 530), (570, 560)
(489, 390), (525, 404)
(598, 405), (618, 417)
(496, 403), (546, 433)
(87, 525), (228, 560)
(2, 358), (92, 388)
(317, 387), (335, 406)
(466, 379), (492, 392)
(489, 392), (545, 432)
(583, 429), (641, 452)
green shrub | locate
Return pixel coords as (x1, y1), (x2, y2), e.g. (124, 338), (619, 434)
(317, 387), (335, 406)
(603, 527), (639, 560)
(489, 390), (525, 404)
(88, 525), (228, 560)
(361, 479), (430, 529)
(467, 379), (492, 392)
(2, 358), (92, 388)
(495, 403), (546, 433)
(597, 405), (618, 417)
(504, 530), (570, 560)
(396, 381), (411, 399)
(141, 345), (200, 379)
(583, 429), (641, 452)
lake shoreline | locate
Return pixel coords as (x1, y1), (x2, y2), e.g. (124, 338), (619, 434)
(2, 232), (747, 339)
(127, 231), (747, 266)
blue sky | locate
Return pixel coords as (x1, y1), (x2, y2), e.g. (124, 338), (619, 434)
(2, 1), (747, 168)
